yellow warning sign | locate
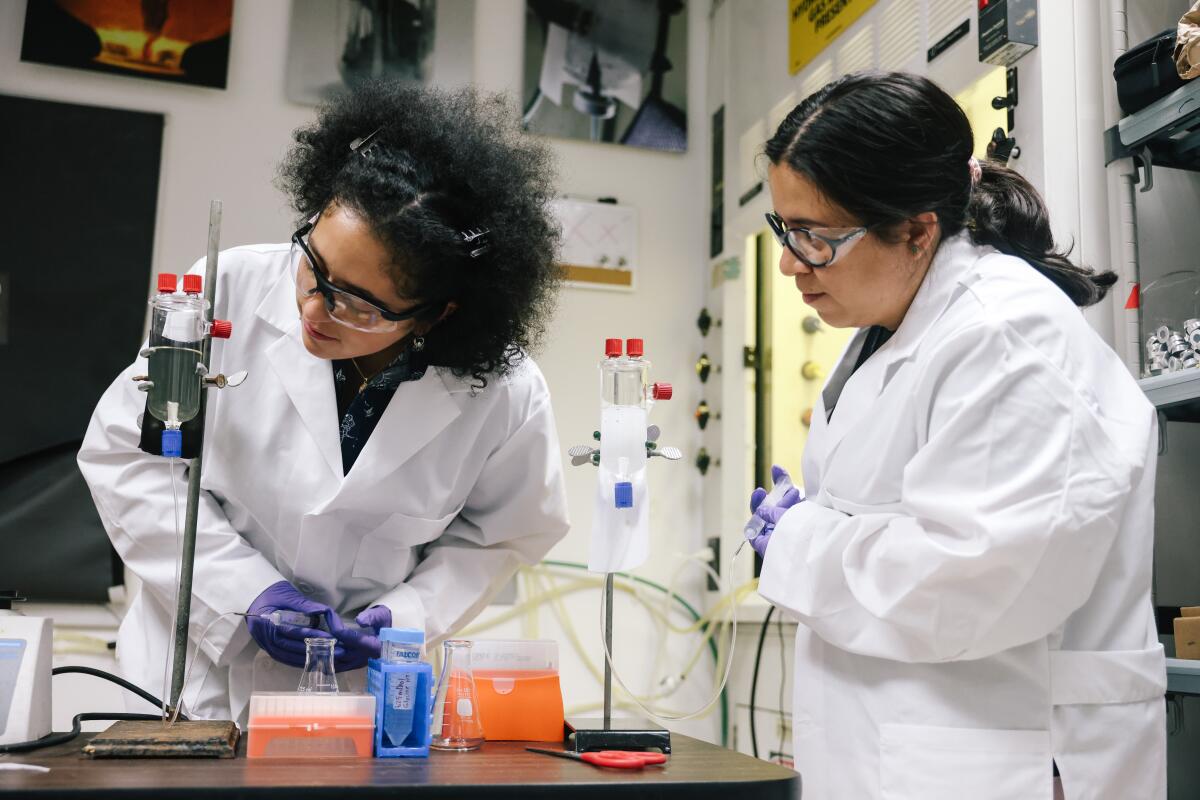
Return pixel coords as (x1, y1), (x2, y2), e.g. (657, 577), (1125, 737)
(788, 0), (879, 75)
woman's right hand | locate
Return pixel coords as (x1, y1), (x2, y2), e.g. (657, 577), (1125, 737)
(245, 580), (343, 668)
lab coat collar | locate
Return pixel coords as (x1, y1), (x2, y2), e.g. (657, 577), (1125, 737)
(337, 367), (463, 501)
(880, 232), (982, 364)
(257, 263), (468, 494)
(255, 257), (301, 333)
(817, 233), (984, 463)
(264, 322), (344, 480)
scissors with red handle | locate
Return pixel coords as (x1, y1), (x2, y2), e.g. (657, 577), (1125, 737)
(526, 747), (668, 769)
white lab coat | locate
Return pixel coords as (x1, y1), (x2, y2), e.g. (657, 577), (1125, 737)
(758, 234), (1166, 800)
(78, 243), (570, 725)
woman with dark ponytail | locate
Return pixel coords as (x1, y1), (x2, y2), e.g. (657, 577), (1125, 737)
(745, 72), (1163, 799)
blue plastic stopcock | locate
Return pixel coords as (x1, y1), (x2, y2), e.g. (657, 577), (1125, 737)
(614, 482), (633, 509)
(161, 429), (182, 458)
(380, 627), (425, 645)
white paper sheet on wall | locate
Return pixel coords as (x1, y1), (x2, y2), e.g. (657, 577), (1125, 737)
(551, 198), (638, 290)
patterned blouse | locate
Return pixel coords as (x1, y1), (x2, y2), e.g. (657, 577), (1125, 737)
(332, 347), (427, 474)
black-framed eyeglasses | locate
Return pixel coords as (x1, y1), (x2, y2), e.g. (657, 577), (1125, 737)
(765, 211), (869, 268)
(291, 219), (436, 334)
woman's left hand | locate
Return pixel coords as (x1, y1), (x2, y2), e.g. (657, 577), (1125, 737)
(746, 466), (803, 557)
(329, 605), (392, 670)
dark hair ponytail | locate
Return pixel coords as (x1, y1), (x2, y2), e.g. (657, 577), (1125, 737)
(764, 71), (1116, 307)
(967, 162), (1116, 305)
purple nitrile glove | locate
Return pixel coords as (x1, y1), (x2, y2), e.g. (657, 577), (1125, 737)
(329, 605), (391, 671)
(246, 580), (344, 668)
(746, 465), (803, 558)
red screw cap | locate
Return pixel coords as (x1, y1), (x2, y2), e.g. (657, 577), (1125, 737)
(652, 382), (672, 400)
(626, 338), (644, 358)
(182, 274), (202, 294)
(210, 320), (232, 339)
(605, 338), (623, 357)
(157, 274), (178, 293)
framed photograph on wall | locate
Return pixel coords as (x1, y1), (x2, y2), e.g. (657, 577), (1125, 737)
(523, 0), (688, 153)
(20, 0), (233, 89)
(552, 198), (638, 291)
(286, 0), (469, 106)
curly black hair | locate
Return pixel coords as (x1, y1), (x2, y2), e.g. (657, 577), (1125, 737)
(277, 81), (561, 388)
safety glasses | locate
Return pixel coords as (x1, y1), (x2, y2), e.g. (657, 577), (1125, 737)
(765, 211), (869, 268)
(291, 218), (435, 334)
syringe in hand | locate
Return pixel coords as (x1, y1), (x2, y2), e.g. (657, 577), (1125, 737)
(235, 610), (329, 630)
(234, 611), (366, 632)
(737, 472), (797, 557)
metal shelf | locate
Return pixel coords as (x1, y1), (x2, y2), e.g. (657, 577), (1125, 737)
(1167, 657), (1200, 695)
(1138, 370), (1200, 422)
(1105, 79), (1200, 173)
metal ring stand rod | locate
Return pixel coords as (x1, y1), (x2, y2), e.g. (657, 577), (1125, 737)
(604, 573), (614, 729)
(169, 200), (222, 713)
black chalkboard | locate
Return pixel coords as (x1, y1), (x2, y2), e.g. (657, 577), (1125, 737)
(0, 94), (162, 602)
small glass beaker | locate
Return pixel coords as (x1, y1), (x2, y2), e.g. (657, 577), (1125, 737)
(431, 639), (484, 750)
(297, 637), (338, 693)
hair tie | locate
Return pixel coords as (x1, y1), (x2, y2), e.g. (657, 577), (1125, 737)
(968, 156), (983, 187)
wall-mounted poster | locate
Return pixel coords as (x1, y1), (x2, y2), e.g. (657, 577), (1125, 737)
(788, 0), (878, 75)
(20, 0), (233, 89)
(523, 0), (688, 153)
(552, 198), (637, 291)
(287, 0), (464, 106)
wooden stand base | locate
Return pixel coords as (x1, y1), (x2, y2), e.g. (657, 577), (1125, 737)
(82, 719), (239, 758)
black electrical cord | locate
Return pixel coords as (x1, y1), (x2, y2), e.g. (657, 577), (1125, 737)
(748, 604), (775, 760)
(51, 666), (169, 712)
(0, 666), (188, 754)
(0, 713), (162, 754)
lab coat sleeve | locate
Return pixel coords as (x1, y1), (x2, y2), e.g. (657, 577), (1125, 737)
(370, 387), (570, 643)
(78, 360), (287, 665)
(757, 320), (1150, 663)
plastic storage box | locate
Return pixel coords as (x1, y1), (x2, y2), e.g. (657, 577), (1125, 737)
(470, 640), (564, 742)
(246, 692), (376, 758)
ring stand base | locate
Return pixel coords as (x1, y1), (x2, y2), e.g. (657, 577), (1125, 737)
(82, 719), (239, 758)
(564, 718), (671, 754)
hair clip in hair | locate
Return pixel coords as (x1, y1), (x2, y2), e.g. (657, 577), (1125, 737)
(460, 227), (491, 258)
(349, 127), (383, 158)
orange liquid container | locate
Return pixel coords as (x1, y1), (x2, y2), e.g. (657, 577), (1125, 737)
(470, 640), (564, 742)
(246, 693), (376, 759)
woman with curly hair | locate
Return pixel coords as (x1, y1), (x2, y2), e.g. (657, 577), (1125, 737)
(78, 82), (570, 723)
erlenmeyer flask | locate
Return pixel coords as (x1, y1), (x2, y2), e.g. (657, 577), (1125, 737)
(297, 637), (338, 693)
(431, 639), (484, 750)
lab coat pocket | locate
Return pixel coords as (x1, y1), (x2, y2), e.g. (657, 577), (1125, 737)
(821, 487), (902, 517)
(879, 723), (1051, 800)
(351, 510), (455, 586)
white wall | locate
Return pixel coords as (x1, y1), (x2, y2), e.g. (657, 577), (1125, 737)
(471, 0), (718, 742)
(2, 0), (721, 742)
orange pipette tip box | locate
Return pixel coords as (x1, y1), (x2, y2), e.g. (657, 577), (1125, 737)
(470, 640), (564, 742)
(247, 692), (376, 758)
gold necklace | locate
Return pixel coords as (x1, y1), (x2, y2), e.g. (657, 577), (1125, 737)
(349, 357), (375, 393)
